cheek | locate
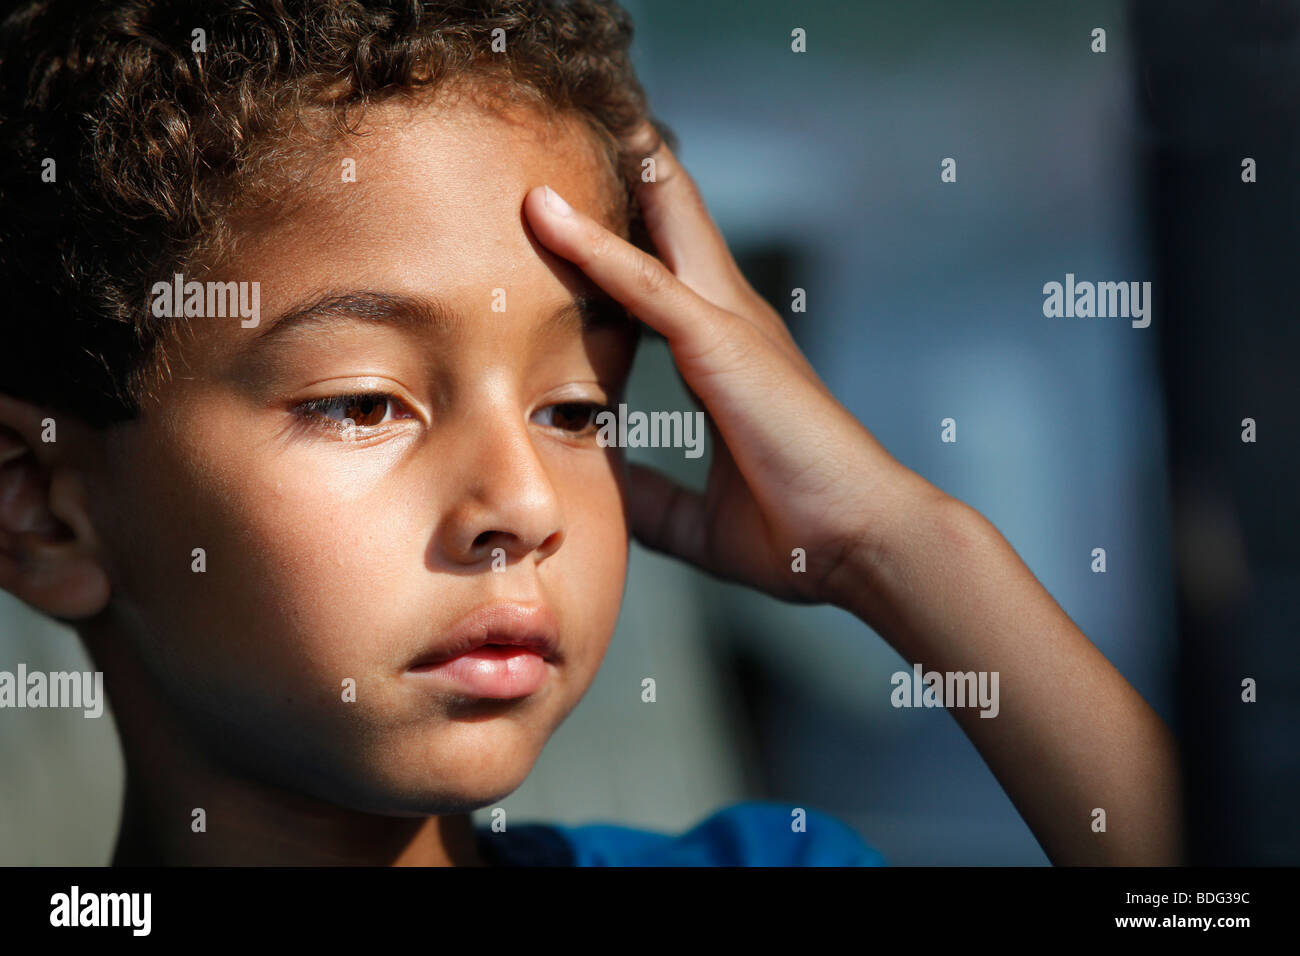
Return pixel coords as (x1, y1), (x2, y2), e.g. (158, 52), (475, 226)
(109, 419), (414, 686)
(549, 456), (629, 652)
(194, 446), (424, 668)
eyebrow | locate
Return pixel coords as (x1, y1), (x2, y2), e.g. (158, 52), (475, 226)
(243, 289), (633, 351)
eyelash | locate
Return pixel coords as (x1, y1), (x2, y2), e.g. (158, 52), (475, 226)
(292, 392), (610, 438)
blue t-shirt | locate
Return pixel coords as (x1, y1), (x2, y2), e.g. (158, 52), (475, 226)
(476, 801), (886, 866)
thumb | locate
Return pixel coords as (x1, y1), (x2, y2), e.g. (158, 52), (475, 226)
(625, 462), (709, 568)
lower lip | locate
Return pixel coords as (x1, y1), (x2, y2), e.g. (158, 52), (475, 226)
(407, 646), (550, 699)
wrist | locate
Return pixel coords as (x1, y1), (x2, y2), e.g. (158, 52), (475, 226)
(823, 473), (977, 626)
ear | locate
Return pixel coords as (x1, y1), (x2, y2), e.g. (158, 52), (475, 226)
(0, 392), (110, 620)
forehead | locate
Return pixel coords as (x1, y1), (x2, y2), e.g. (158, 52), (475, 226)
(211, 87), (627, 309)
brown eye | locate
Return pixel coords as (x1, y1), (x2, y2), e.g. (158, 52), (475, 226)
(344, 395), (388, 426)
(533, 402), (603, 434)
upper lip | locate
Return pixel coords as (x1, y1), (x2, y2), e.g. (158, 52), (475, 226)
(408, 602), (561, 669)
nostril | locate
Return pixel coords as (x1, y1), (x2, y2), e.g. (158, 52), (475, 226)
(472, 531), (497, 549)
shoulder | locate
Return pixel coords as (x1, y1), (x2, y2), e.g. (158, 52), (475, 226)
(479, 801), (886, 867)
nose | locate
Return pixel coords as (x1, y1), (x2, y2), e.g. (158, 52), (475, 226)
(435, 410), (565, 569)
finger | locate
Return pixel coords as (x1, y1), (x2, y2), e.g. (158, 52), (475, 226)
(626, 122), (803, 351)
(526, 183), (833, 399)
(623, 123), (749, 310)
(525, 183), (742, 362)
(625, 462), (710, 568)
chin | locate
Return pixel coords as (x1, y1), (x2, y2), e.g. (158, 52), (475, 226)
(297, 769), (529, 819)
(339, 740), (544, 817)
(359, 775), (534, 819)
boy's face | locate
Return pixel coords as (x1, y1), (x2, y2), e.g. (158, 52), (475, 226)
(86, 92), (637, 814)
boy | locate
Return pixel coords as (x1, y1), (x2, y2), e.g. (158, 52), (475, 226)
(0, 0), (1181, 865)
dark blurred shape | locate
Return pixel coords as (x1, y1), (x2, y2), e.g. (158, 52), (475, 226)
(735, 242), (809, 343)
(1134, 0), (1300, 865)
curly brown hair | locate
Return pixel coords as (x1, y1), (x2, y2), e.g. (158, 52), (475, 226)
(0, 0), (672, 426)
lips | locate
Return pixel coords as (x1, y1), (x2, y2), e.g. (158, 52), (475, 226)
(407, 602), (561, 671)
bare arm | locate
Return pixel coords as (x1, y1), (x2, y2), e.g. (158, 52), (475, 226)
(833, 489), (1183, 865)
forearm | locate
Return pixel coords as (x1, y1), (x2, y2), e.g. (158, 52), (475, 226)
(833, 483), (1184, 865)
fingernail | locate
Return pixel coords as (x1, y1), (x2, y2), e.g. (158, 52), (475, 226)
(543, 185), (573, 217)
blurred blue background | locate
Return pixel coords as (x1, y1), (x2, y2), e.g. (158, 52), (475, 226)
(5, 0), (1292, 865)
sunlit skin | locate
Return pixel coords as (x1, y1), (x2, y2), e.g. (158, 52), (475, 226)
(0, 93), (1184, 866)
